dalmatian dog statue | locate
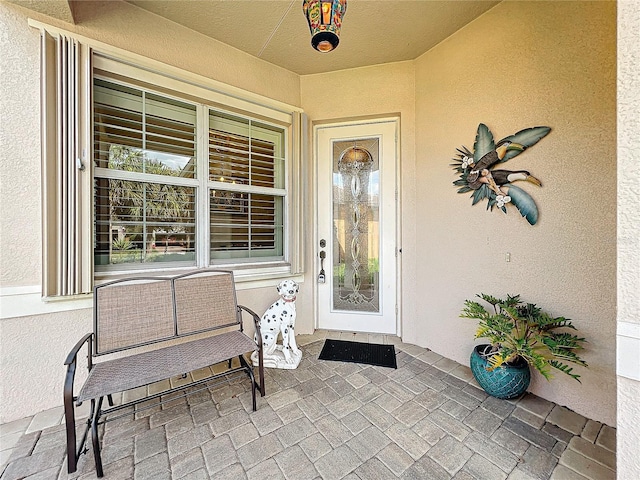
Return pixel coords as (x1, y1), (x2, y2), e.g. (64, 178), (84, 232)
(251, 280), (302, 369)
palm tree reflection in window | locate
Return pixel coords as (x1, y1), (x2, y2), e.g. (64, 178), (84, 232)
(98, 145), (196, 265)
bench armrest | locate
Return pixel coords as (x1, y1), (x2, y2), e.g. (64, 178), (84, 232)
(238, 305), (262, 348)
(64, 332), (93, 406)
(64, 332), (94, 366)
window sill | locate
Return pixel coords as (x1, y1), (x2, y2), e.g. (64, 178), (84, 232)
(94, 262), (301, 288)
(0, 287), (92, 320)
(1, 266), (304, 319)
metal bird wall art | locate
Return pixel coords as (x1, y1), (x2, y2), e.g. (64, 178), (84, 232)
(451, 123), (551, 225)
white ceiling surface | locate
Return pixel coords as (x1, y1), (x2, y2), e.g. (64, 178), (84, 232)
(125, 0), (501, 75)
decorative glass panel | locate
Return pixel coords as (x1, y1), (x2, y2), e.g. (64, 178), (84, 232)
(332, 138), (380, 312)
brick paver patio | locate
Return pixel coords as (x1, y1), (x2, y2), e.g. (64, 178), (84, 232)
(0, 331), (616, 479)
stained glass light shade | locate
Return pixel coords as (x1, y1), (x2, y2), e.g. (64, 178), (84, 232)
(302, 0), (347, 52)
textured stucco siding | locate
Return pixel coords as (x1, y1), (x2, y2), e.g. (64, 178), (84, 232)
(413, 1), (617, 426)
(0, 4), (42, 287)
(617, 0), (640, 477)
(617, 377), (640, 477)
(618, 3), (640, 325)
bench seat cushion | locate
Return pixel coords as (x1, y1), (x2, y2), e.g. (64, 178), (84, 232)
(78, 330), (256, 403)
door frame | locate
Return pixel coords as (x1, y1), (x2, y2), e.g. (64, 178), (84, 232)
(312, 116), (402, 335)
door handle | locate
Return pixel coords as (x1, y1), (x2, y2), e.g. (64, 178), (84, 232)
(318, 250), (326, 283)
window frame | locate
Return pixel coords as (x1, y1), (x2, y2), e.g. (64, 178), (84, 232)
(92, 69), (292, 277)
(207, 110), (287, 264)
(93, 78), (200, 272)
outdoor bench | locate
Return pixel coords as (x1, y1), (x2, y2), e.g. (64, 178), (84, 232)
(63, 269), (264, 477)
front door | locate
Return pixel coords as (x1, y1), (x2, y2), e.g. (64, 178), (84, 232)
(315, 119), (399, 334)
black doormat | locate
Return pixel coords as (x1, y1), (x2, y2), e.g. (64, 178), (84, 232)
(318, 339), (397, 369)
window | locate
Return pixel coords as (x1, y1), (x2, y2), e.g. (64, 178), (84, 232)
(38, 26), (304, 295)
(93, 80), (198, 269)
(93, 79), (287, 272)
(209, 112), (285, 261)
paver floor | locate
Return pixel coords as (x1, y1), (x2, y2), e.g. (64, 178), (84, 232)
(0, 331), (616, 479)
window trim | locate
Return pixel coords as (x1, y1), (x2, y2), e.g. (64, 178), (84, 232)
(28, 18), (301, 114)
(93, 54), (295, 124)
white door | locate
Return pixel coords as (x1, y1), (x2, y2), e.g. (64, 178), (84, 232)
(315, 119), (398, 334)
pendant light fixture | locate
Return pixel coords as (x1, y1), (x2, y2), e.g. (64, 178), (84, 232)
(302, 0), (347, 53)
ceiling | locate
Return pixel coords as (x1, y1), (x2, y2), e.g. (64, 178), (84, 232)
(13, 0), (501, 75)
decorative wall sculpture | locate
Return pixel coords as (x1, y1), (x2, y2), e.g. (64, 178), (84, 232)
(451, 124), (551, 225)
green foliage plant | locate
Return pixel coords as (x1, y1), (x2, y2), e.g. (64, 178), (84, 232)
(461, 294), (588, 381)
(110, 236), (141, 264)
(112, 236), (134, 251)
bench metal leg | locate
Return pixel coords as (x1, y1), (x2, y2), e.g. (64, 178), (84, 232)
(107, 394), (114, 407)
(92, 397), (105, 478)
(64, 388), (77, 473)
(238, 355), (258, 411)
(64, 352), (93, 474)
(257, 348), (265, 397)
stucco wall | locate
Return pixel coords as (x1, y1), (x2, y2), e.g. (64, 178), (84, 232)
(1, 309), (92, 422)
(617, 0), (640, 477)
(0, 4), (42, 287)
(617, 3), (640, 326)
(300, 61), (417, 336)
(413, 1), (617, 426)
(0, 1), (304, 423)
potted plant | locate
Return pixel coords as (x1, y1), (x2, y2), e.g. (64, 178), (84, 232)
(461, 294), (587, 399)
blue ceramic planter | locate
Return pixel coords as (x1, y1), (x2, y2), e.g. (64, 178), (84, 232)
(470, 344), (531, 399)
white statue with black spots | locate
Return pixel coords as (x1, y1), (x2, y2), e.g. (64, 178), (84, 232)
(251, 279), (302, 369)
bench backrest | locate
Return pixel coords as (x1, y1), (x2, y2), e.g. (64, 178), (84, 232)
(93, 270), (240, 355)
(173, 270), (239, 335)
